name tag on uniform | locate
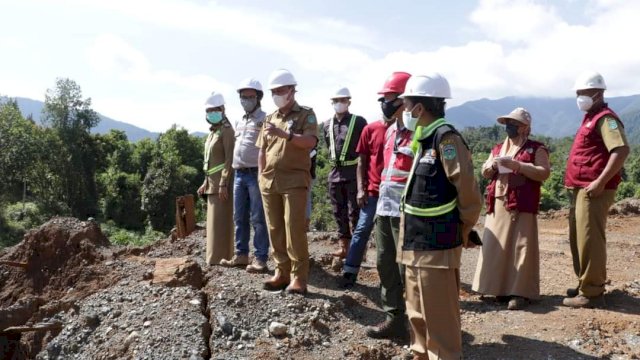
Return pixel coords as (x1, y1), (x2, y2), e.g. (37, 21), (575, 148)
(419, 149), (437, 164)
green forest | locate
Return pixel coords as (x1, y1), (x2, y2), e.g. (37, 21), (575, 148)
(2, 78), (640, 249)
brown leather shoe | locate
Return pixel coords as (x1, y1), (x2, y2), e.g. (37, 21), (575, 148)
(285, 278), (308, 295)
(562, 294), (606, 308)
(331, 238), (350, 258)
(263, 274), (290, 291)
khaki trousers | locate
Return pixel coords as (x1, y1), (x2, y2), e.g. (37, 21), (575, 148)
(262, 187), (309, 281)
(405, 265), (462, 360)
(206, 193), (234, 265)
(568, 188), (615, 297)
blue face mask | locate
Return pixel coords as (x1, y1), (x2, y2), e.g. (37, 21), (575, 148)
(206, 111), (223, 124)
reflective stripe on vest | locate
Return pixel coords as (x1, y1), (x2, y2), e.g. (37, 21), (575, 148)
(203, 129), (224, 175)
(400, 118), (453, 216)
(403, 198), (457, 217)
(329, 114), (358, 166)
(205, 163), (225, 175)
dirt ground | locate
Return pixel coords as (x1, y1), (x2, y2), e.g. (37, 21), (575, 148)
(1, 212), (639, 359)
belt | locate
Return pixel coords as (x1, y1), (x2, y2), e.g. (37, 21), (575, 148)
(236, 167), (258, 173)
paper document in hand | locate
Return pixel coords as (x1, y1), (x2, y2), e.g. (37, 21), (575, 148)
(496, 156), (513, 174)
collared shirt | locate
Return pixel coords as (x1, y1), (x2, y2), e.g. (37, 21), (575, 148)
(356, 120), (392, 196)
(232, 108), (266, 169)
(202, 120), (235, 194)
(322, 112), (367, 183)
(257, 102), (318, 193)
(376, 123), (413, 217)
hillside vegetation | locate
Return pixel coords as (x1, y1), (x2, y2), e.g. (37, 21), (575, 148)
(3, 78), (640, 248)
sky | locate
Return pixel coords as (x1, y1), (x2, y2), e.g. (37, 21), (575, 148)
(1, 0), (640, 133)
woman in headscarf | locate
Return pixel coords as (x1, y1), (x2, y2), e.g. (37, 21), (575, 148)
(472, 107), (550, 310)
(197, 91), (235, 265)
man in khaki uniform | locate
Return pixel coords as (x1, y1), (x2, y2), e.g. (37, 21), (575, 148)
(258, 69), (318, 294)
(563, 71), (629, 308)
(397, 74), (482, 360)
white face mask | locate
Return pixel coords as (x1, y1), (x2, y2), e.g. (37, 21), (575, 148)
(333, 102), (348, 114)
(402, 108), (420, 132)
(576, 95), (594, 112)
(273, 93), (289, 109)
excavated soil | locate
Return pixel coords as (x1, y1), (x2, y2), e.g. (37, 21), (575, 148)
(1, 212), (639, 359)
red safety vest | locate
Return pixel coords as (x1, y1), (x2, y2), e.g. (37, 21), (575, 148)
(485, 140), (546, 214)
(381, 125), (413, 184)
(564, 106), (623, 190)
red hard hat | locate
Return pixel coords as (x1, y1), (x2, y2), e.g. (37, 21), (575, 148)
(378, 71), (411, 95)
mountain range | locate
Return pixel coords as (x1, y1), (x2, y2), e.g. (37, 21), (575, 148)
(11, 95), (640, 143)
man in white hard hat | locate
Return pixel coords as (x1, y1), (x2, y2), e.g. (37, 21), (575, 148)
(257, 69), (318, 294)
(322, 87), (367, 259)
(220, 78), (270, 273)
(563, 71), (629, 308)
(398, 73), (482, 359)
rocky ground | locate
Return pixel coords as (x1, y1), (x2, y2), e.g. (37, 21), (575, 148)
(1, 207), (639, 359)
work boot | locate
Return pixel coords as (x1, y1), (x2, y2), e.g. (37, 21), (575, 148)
(338, 272), (357, 289)
(331, 238), (350, 259)
(286, 278), (308, 295)
(246, 259), (268, 273)
(562, 294), (606, 308)
(365, 316), (408, 340)
(219, 254), (249, 267)
(507, 296), (528, 310)
(263, 273), (290, 291)
(566, 287), (579, 298)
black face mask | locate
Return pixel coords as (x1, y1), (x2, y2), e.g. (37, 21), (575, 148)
(505, 123), (520, 138)
(380, 99), (401, 119)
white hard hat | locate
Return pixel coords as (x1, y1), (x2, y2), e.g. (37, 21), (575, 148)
(400, 73), (451, 99)
(204, 91), (225, 109)
(573, 71), (607, 91)
(268, 69), (297, 90)
(330, 87), (351, 99)
(237, 78), (263, 93)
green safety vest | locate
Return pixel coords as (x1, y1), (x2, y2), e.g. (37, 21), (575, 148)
(401, 118), (457, 217)
(328, 115), (359, 167)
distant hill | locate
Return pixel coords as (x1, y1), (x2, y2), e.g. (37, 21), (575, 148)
(13, 97), (160, 142)
(9, 95), (640, 143)
(447, 95), (640, 142)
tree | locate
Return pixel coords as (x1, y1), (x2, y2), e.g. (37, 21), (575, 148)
(140, 126), (202, 231)
(42, 78), (100, 218)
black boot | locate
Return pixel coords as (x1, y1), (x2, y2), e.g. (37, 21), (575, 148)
(338, 272), (357, 289)
(365, 315), (408, 340)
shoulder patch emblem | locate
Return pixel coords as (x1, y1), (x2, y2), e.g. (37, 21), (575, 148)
(442, 144), (457, 160)
(307, 115), (317, 124)
(607, 118), (618, 130)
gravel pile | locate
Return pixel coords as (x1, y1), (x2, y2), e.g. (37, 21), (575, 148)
(37, 280), (210, 360)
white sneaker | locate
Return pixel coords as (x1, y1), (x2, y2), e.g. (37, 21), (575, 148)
(246, 259), (268, 273)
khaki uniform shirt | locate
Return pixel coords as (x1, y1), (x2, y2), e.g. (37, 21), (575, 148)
(202, 120), (235, 194)
(397, 132), (482, 269)
(257, 102), (318, 194)
(598, 115), (628, 151)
